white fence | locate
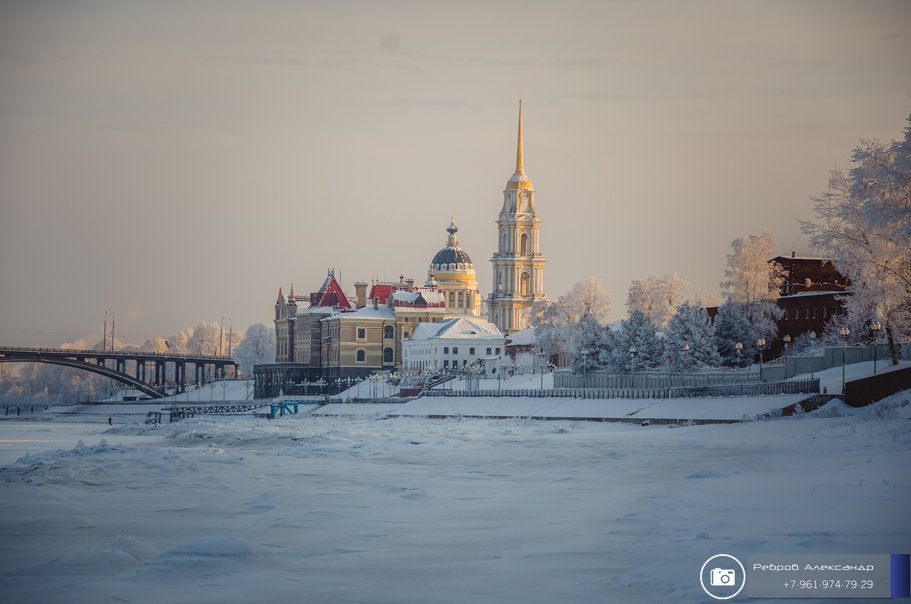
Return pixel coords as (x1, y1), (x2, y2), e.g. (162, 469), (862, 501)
(554, 370), (760, 390)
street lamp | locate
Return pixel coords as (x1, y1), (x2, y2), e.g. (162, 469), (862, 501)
(735, 342), (743, 367)
(782, 334), (791, 378)
(629, 345), (637, 372)
(757, 339), (766, 380)
(870, 321), (881, 375)
(579, 347), (590, 388)
(682, 344), (690, 368)
(538, 349), (547, 389)
(840, 326), (850, 393)
(808, 331), (817, 378)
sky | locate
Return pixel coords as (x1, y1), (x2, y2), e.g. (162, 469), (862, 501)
(1, 0), (910, 348)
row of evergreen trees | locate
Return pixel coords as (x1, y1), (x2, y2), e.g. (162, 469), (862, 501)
(573, 300), (761, 374)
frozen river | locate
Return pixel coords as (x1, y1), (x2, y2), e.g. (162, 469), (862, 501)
(0, 420), (158, 466)
(1, 395), (909, 603)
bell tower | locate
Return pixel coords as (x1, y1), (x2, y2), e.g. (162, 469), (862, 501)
(487, 101), (546, 333)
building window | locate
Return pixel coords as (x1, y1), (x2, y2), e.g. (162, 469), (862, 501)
(521, 272), (530, 295)
(383, 347), (393, 363)
(783, 310), (788, 321)
(469, 347), (475, 355)
(822, 307), (827, 318)
(384, 325), (394, 339)
(444, 347), (449, 354)
(356, 349), (366, 363)
(812, 308), (817, 319)
(495, 348), (501, 355)
(444, 360), (449, 369)
(449, 292), (455, 307)
(452, 347), (458, 354)
(520, 232), (528, 256)
(356, 324), (366, 340)
(804, 309), (809, 320)
(794, 310), (799, 320)
(458, 292), (464, 307)
(486, 348), (492, 355)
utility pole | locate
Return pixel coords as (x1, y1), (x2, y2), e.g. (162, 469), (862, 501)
(103, 311), (108, 352)
(111, 313), (115, 352)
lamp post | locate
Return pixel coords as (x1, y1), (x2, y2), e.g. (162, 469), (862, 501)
(735, 342), (743, 367)
(757, 339), (766, 381)
(538, 349), (547, 390)
(682, 344), (690, 368)
(840, 327), (850, 393)
(629, 345), (637, 372)
(782, 334), (791, 378)
(871, 321), (881, 375)
(579, 347), (589, 388)
(808, 331), (817, 378)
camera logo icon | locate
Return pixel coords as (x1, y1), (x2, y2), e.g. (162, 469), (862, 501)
(710, 568), (736, 586)
(700, 554), (745, 599)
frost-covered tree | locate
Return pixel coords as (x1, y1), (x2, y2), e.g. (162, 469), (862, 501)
(572, 313), (612, 373)
(664, 301), (721, 371)
(610, 310), (664, 372)
(187, 321), (224, 356)
(627, 273), (689, 329)
(712, 299), (755, 367)
(720, 232), (784, 341)
(140, 337), (169, 354)
(168, 328), (192, 355)
(532, 277), (613, 362)
(566, 277), (613, 325)
(530, 299), (569, 361)
(232, 323), (275, 376)
(801, 114), (911, 364)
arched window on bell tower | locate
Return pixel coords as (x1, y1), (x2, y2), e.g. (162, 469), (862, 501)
(521, 272), (530, 296)
(520, 232), (528, 256)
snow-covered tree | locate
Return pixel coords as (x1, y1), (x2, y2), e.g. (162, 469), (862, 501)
(664, 301), (721, 371)
(610, 310), (665, 372)
(712, 299), (755, 367)
(232, 323), (275, 376)
(530, 299), (569, 361)
(187, 321), (224, 357)
(571, 313), (612, 373)
(627, 273), (689, 329)
(720, 232), (784, 341)
(565, 277), (613, 325)
(801, 114), (911, 364)
(532, 277), (613, 362)
(168, 328), (192, 355)
(140, 337), (169, 354)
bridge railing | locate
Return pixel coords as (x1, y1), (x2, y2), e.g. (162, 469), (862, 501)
(0, 346), (235, 362)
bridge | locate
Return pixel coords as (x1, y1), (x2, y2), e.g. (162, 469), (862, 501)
(0, 346), (237, 399)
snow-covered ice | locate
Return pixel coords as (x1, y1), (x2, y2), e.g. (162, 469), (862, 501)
(1, 391), (909, 603)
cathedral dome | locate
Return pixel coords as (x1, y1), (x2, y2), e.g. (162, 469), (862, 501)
(430, 222), (473, 269)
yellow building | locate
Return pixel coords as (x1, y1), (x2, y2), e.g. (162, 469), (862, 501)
(487, 100), (546, 333)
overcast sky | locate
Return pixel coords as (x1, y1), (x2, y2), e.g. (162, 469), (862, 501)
(1, 0), (909, 348)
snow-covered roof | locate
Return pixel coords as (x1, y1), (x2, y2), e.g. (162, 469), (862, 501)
(408, 317), (503, 341)
(506, 327), (535, 346)
(391, 288), (446, 309)
(327, 305), (396, 320)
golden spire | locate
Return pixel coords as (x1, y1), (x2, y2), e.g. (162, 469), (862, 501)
(515, 99), (525, 175)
